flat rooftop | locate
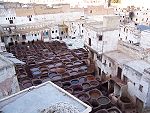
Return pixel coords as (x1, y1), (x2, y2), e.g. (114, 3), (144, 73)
(104, 50), (134, 65)
(125, 60), (150, 74)
(0, 82), (91, 113)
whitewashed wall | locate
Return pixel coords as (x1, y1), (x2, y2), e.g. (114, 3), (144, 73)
(84, 28), (119, 53)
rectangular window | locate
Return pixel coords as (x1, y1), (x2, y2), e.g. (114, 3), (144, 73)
(22, 35), (26, 40)
(89, 38), (91, 46)
(99, 35), (103, 41)
(9, 20), (13, 24)
(61, 31), (63, 35)
(52, 31), (54, 33)
(109, 63), (111, 67)
(139, 85), (143, 92)
(29, 18), (31, 21)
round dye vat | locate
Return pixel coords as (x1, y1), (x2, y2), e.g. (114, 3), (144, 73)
(56, 68), (65, 74)
(79, 77), (87, 83)
(32, 79), (42, 86)
(62, 72), (70, 78)
(63, 81), (71, 88)
(77, 93), (90, 101)
(30, 67), (39, 72)
(90, 99), (99, 108)
(66, 63), (73, 67)
(50, 68), (57, 73)
(48, 72), (57, 78)
(55, 62), (63, 67)
(21, 79), (31, 84)
(32, 71), (41, 78)
(72, 85), (83, 93)
(82, 82), (90, 89)
(74, 61), (81, 65)
(90, 80), (99, 87)
(51, 75), (62, 81)
(97, 96), (111, 106)
(22, 82), (32, 89)
(71, 79), (79, 85)
(87, 75), (95, 81)
(48, 64), (54, 69)
(107, 107), (122, 113)
(69, 71), (78, 76)
(95, 109), (108, 113)
(89, 89), (102, 99)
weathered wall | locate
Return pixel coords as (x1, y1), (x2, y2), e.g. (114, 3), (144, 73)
(0, 55), (20, 99)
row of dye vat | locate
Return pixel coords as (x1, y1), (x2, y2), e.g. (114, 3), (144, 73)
(17, 66), (89, 89)
(95, 107), (122, 113)
(17, 65), (88, 81)
(55, 75), (100, 93)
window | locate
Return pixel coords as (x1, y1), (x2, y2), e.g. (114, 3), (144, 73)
(139, 85), (143, 92)
(35, 34), (37, 36)
(9, 20), (13, 24)
(6, 18), (7, 20)
(61, 31), (63, 35)
(89, 38), (91, 46)
(136, 18), (138, 21)
(82, 24), (84, 27)
(109, 63), (111, 67)
(29, 18), (31, 21)
(97, 54), (102, 62)
(22, 35), (26, 40)
(119, 34), (120, 37)
(124, 28), (125, 32)
(52, 31), (54, 33)
(137, 13), (138, 15)
(99, 35), (103, 41)
(55, 30), (57, 33)
(90, 10), (92, 13)
(126, 36), (127, 40)
(82, 30), (83, 33)
(14, 17), (15, 19)
(123, 16), (124, 18)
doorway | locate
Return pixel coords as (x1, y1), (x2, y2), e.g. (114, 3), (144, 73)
(99, 67), (101, 76)
(117, 67), (122, 79)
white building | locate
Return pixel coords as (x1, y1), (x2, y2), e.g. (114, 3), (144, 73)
(123, 60), (150, 113)
(84, 15), (120, 57)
